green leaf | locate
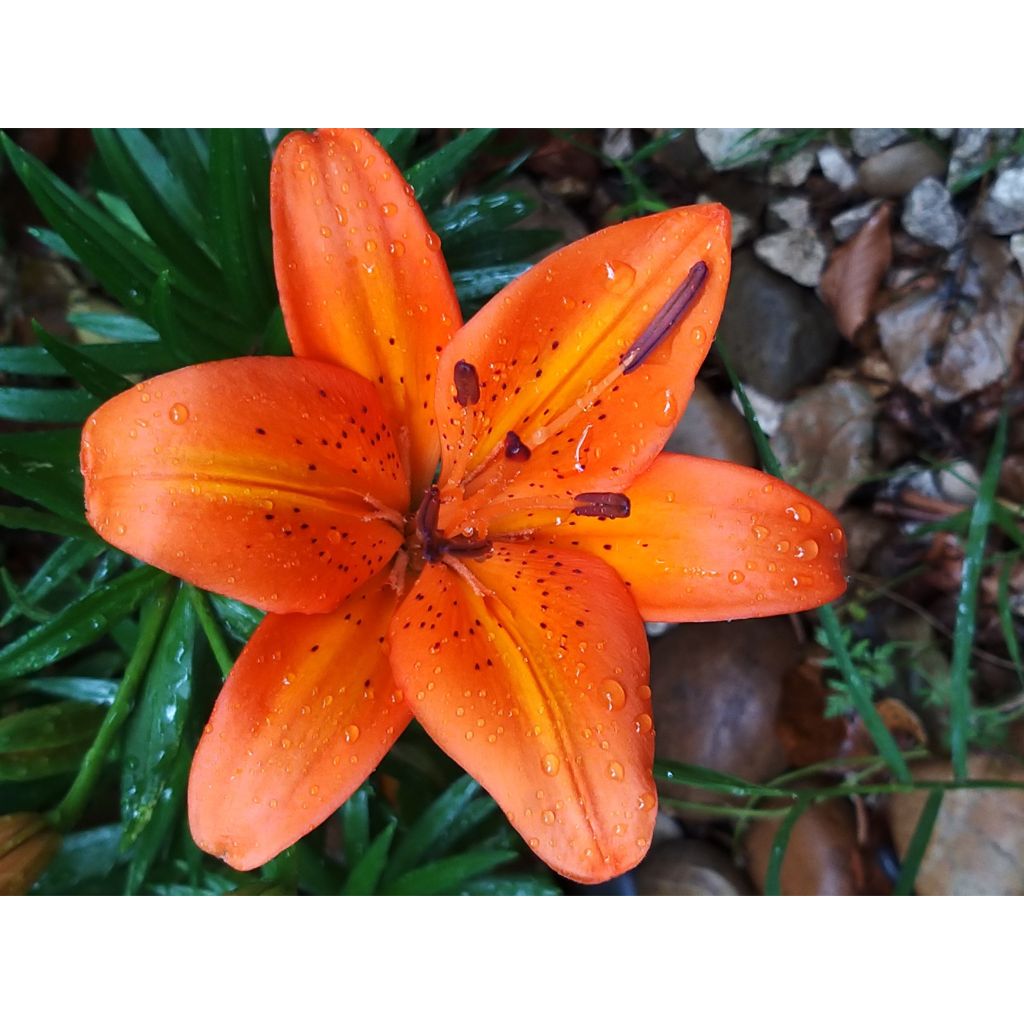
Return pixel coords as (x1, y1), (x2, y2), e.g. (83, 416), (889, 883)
(0, 565), (163, 684)
(1, 132), (166, 318)
(124, 737), (191, 894)
(209, 593), (264, 644)
(121, 586), (197, 843)
(444, 230), (560, 271)
(33, 823), (123, 894)
(949, 409), (1008, 780)
(655, 759), (797, 798)
(0, 429), (84, 521)
(431, 192), (535, 238)
(92, 129), (218, 284)
(149, 269), (238, 363)
(763, 797), (811, 896)
(0, 340), (176, 378)
(405, 129), (496, 208)
(0, 385), (98, 423)
(27, 226), (78, 260)
(66, 311), (159, 342)
(342, 821), (398, 896)
(33, 323), (130, 400)
(375, 129), (418, 168)
(459, 874), (561, 896)
(341, 784), (371, 867)
(208, 129), (276, 326)
(1, 536), (105, 627)
(452, 263), (531, 309)
(894, 790), (943, 896)
(157, 129), (210, 213)
(0, 701), (106, 780)
(382, 849), (518, 896)
(22, 675), (117, 704)
(384, 774), (481, 882)
(0, 506), (91, 538)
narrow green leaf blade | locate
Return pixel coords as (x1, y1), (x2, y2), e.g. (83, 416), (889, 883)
(894, 790), (943, 895)
(121, 586), (197, 843)
(0, 566), (163, 684)
(405, 129), (496, 208)
(342, 821), (398, 896)
(0, 701), (106, 780)
(33, 323), (130, 400)
(382, 849), (518, 896)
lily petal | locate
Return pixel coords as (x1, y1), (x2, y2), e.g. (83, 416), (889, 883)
(491, 454), (848, 620)
(189, 577), (410, 870)
(389, 542), (655, 884)
(271, 128), (463, 497)
(82, 357), (407, 614)
(433, 205), (730, 535)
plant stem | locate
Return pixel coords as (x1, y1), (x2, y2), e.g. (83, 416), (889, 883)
(186, 585), (235, 677)
(47, 580), (175, 832)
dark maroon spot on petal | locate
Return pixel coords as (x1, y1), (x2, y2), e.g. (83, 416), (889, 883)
(572, 492), (631, 519)
(621, 261), (708, 375)
(503, 430), (531, 462)
(454, 360), (480, 406)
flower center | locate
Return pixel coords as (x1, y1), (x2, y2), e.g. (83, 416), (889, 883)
(409, 484), (492, 568)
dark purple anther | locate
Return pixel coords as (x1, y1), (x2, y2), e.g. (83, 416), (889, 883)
(442, 536), (493, 559)
(503, 430), (531, 462)
(415, 485), (442, 560)
(571, 492), (631, 519)
(454, 360), (481, 406)
(621, 261), (708, 375)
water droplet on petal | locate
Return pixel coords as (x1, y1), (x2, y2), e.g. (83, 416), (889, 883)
(425, 230), (440, 250)
(637, 791), (655, 811)
(634, 713), (653, 734)
(169, 403), (189, 425)
(381, 202), (397, 217)
(830, 527), (845, 545)
(603, 259), (636, 294)
(654, 389), (678, 426)
(601, 679), (626, 711)
(541, 810), (555, 825)
(728, 570), (745, 584)
(343, 724), (360, 743)
(786, 502), (812, 523)
(389, 240), (405, 256)
(795, 539), (819, 561)
(607, 760), (625, 781)
(541, 753), (561, 776)
(752, 524), (770, 541)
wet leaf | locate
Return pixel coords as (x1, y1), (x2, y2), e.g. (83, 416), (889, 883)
(0, 701), (106, 780)
(821, 201), (893, 340)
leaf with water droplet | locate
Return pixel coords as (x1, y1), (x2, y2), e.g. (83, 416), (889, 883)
(121, 585), (197, 844)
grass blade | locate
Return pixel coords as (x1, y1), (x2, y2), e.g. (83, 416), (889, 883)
(763, 796), (811, 895)
(949, 409), (1008, 780)
(894, 790), (942, 895)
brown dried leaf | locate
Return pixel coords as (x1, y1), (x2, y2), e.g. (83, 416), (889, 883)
(821, 201), (893, 340)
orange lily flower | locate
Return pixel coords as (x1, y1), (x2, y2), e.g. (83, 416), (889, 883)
(80, 128), (847, 884)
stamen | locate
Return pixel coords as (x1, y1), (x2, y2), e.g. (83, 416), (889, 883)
(503, 430), (531, 462)
(443, 536), (493, 558)
(415, 485), (443, 561)
(454, 360), (481, 406)
(572, 492), (631, 519)
(621, 261), (708, 375)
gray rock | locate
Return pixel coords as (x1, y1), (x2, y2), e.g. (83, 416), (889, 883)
(1011, 233), (1024, 275)
(982, 165), (1024, 235)
(768, 148), (817, 187)
(947, 128), (1017, 186)
(695, 128), (779, 170)
(902, 177), (962, 249)
(772, 379), (875, 509)
(754, 228), (828, 287)
(831, 200), (883, 242)
(858, 140), (947, 198)
(767, 195), (813, 231)
(729, 383), (785, 436)
(851, 128), (909, 158)
(601, 128), (633, 162)
(818, 144), (857, 191)
(877, 237), (1024, 402)
(715, 250), (841, 400)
